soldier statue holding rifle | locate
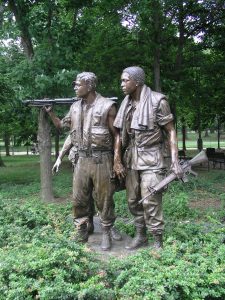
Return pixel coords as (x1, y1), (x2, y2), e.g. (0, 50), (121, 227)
(45, 72), (124, 251)
(114, 66), (183, 250)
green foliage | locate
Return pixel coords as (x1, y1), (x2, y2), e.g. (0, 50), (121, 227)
(109, 230), (225, 300)
(0, 156), (225, 299)
(114, 190), (130, 218)
(1, 0), (225, 146)
(164, 190), (194, 220)
(0, 195), (100, 299)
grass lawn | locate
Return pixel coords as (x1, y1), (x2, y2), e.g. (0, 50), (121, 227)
(177, 131), (225, 149)
(0, 130), (224, 155)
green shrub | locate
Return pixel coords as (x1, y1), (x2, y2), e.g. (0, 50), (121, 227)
(163, 191), (194, 220)
(0, 156), (225, 299)
(0, 196), (101, 299)
(109, 229), (225, 300)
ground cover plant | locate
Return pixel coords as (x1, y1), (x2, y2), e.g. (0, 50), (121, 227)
(0, 155), (224, 300)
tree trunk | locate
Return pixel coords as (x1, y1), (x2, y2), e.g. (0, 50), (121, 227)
(197, 102), (203, 151)
(197, 129), (203, 151)
(175, 0), (185, 78)
(0, 155), (5, 167)
(37, 109), (54, 201)
(153, 48), (161, 92)
(204, 129), (209, 137)
(4, 132), (10, 156)
(152, 0), (162, 92)
(172, 0), (185, 132)
(8, 0), (34, 59)
(217, 115), (220, 149)
(181, 123), (186, 151)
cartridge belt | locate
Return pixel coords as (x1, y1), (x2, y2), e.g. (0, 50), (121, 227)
(78, 149), (112, 158)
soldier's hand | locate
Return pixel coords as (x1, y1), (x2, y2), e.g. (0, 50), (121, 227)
(114, 161), (126, 180)
(44, 105), (53, 113)
(171, 160), (183, 179)
(52, 158), (62, 174)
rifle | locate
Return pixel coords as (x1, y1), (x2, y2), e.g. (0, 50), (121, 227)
(22, 97), (118, 107)
(138, 150), (208, 204)
(22, 98), (79, 107)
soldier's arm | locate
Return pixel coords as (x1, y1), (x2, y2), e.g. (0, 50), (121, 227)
(58, 135), (73, 160)
(108, 105), (126, 179)
(52, 135), (73, 174)
(163, 121), (183, 177)
(45, 106), (63, 129)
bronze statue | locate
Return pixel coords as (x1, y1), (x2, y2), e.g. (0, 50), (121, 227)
(52, 134), (123, 240)
(52, 135), (95, 234)
(114, 66), (183, 250)
(46, 72), (123, 250)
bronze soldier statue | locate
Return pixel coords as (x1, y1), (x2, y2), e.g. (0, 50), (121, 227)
(114, 66), (183, 250)
(46, 72), (123, 250)
(52, 135), (97, 235)
(52, 134), (123, 240)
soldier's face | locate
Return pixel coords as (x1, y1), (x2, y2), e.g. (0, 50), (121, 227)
(73, 79), (90, 98)
(121, 72), (137, 95)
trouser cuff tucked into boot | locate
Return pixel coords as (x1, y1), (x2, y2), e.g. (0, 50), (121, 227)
(110, 226), (122, 241)
(101, 225), (112, 251)
(73, 217), (89, 243)
(152, 234), (163, 250)
(87, 215), (94, 234)
(125, 226), (148, 250)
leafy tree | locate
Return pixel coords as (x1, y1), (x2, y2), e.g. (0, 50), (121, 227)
(0, 0), (225, 162)
(0, 74), (14, 161)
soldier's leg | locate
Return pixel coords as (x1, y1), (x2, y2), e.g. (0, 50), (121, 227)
(92, 153), (116, 250)
(125, 169), (148, 250)
(87, 193), (96, 234)
(141, 170), (164, 249)
(72, 158), (93, 242)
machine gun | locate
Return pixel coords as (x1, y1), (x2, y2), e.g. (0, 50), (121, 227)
(22, 98), (79, 107)
(139, 150), (208, 204)
(22, 97), (118, 107)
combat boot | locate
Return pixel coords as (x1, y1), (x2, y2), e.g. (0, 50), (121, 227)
(152, 234), (163, 250)
(101, 226), (112, 251)
(110, 226), (122, 241)
(73, 222), (88, 243)
(125, 227), (148, 250)
(87, 216), (94, 234)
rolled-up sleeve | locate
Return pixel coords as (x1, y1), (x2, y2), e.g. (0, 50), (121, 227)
(61, 110), (71, 128)
(156, 98), (174, 126)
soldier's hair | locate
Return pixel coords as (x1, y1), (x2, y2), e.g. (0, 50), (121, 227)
(123, 66), (145, 85)
(76, 72), (97, 90)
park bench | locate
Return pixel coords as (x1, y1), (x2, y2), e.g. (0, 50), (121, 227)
(206, 148), (225, 170)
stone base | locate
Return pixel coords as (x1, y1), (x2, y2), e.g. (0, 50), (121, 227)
(86, 216), (148, 259)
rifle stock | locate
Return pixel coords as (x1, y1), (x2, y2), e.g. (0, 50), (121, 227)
(139, 151), (208, 204)
(188, 150), (208, 166)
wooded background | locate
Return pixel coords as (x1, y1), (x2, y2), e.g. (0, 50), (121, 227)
(0, 3), (225, 297)
(0, 0), (225, 156)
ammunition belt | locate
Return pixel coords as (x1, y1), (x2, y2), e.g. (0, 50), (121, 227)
(78, 149), (112, 158)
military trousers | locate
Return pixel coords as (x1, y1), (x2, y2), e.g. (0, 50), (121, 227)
(126, 169), (165, 234)
(72, 152), (116, 227)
